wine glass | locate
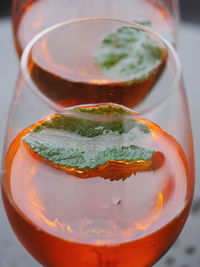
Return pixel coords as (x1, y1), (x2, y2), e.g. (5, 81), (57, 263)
(2, 18), (194, 267)
(12, 0), (179, 57)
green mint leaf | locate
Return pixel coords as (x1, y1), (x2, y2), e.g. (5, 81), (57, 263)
(24, 141), (154, 170)
(23, 105), (161, 180)
(74, 104), (131, 115)
(32, 105), (150, 138)
(96, 26), (165, 82)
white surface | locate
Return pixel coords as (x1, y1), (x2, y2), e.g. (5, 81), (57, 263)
(0, 19), (200, 266)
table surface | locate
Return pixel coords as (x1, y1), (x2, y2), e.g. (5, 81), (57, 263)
(0, 18), (200, 267)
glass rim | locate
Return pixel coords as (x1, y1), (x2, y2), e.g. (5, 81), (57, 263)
(20, 17), (182, 115)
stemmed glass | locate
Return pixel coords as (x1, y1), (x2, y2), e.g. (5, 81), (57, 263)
(12, 0), (179, 56)
(2, 18), (194, 267)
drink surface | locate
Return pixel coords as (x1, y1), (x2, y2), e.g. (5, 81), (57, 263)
(13, 0), (174, 56)
(3, 107), (191, 267)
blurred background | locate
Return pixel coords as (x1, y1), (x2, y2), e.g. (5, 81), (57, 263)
(1, 0), (200, 22)
(0, 0), (200, 266)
